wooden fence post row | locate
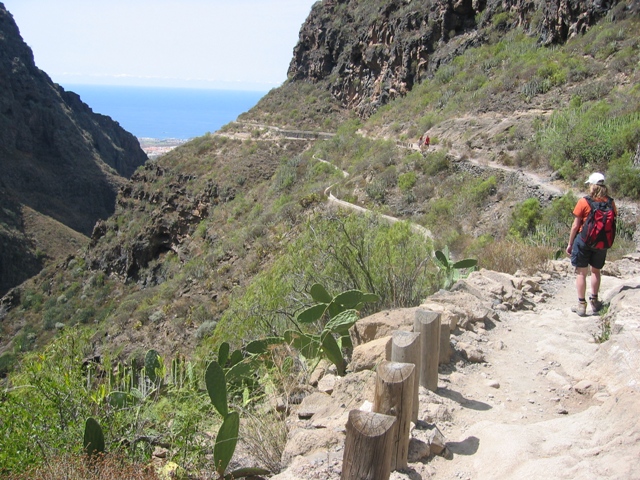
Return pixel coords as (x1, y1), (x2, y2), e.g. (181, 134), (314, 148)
(342, 310), (443, 478)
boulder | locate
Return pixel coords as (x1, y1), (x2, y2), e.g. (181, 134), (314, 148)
(348, 336), (391, 373)
(349, 308), (417, 347)
(414, 302), (461, 332)
(422, 290), (495, 330)
(296, 392), (332, 420)
(281, 428), (344, 467)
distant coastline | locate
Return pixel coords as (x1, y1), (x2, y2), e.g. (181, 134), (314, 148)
(64, 84), (266, 140)
(137, 137), (189, 159)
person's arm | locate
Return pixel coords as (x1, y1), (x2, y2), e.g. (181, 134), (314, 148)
(566, 215), (582, 255)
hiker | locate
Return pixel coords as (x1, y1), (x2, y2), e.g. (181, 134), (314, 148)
(424, 135), (430, 147)
(566, 172), (617, 316)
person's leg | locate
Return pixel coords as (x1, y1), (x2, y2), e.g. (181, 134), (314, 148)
(576, 267), (588, 299)
(590, 267), (601, 297)
(571, 238), (589, 316)
(589, 266), (603, 312)
(589, 249), (607, 313)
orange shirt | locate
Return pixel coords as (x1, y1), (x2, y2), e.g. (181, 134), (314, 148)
(573, 196), (617, 232)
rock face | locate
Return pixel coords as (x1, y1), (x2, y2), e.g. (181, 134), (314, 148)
(288, 0), (626, 116)
(0, 4), (147, 294)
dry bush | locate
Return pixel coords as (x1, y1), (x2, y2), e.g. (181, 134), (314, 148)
(479, 239), (554, 274)
(238, 409), (289, 474)
(236, 344), (305, 474)
(6, 452), (160, 480)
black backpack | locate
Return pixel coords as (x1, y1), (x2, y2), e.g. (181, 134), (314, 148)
(580, 196), (616, 249)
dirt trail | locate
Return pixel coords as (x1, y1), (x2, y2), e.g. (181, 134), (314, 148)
(413, 260), (640, 480)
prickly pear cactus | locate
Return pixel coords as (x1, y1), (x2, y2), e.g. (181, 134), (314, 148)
(83, 417), (105, 456)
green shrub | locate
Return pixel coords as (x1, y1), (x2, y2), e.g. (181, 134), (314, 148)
(466, 176), (497, 206)
(398, 172), (417, 192)
(0, 352), (17, 376)
(538, 104), (640, 183)
(420, 150), (450, 175)
(21, 291), (44, 311)
(211, 213), (437, 348)
(365, 179), (387, 202)
(510, 198), (542, 238)
(607, 152), (640, 197)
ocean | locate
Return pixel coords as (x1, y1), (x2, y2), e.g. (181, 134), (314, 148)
(64, 85), (266, 140)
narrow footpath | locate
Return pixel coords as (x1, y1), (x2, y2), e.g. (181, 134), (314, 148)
(416, 257), (640, 480)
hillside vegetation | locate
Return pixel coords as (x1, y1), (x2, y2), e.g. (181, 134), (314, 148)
(1, 0), (639, 477)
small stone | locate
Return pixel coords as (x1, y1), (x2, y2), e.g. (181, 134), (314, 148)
(593, 392), (610, 403)
(427, 425), (447, 456)
(573, 380), (594, 394)
(408, 438), (430, 462)
(360, 400), (373, 412)
(486, 380), (500, 389)
(153, 447), (168, 458)
(317, 374), (337, 394)
(557, 407), (569, 415)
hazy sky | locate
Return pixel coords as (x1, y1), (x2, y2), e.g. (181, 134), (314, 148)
(3, 0), (318, 91)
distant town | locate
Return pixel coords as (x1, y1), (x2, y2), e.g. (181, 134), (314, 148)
(138, 137), (189, 159)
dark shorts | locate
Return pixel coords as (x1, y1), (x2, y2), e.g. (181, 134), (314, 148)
(571, 235), (607, 269)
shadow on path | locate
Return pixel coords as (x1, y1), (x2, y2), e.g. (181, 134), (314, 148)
(446, 436), (480, 456)
(437, 387), (492, 411)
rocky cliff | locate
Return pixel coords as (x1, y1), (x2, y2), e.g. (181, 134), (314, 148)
(0, 3), (147, 295)
(288, 0), (630, 116)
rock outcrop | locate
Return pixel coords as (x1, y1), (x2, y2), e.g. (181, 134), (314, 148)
(0, 3), (147, 294)
(288, 0), (630, 116)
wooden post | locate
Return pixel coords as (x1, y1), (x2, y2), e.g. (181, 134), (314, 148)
(373, 360), (415, 471)
(414, 309), (441, 391)
(341, 410), (397, 480)
(439, 318), (451, 365)
(389, 331), (421, 423)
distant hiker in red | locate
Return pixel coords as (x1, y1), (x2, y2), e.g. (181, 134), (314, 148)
(566, 172), (617, 316)
(424, 136), (430, 147)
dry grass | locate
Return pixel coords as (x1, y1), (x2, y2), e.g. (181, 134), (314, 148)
(234, 344), (306, 474)
(238, 409), (288, 474)
(6, 453), (160, 480)
(479, 239), (555, 274)
(21, 205), (89, 261)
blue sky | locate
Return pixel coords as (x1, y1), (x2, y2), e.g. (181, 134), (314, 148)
(3, 0), (318, 91)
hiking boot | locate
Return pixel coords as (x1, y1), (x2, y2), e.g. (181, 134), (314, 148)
(571, 300), (587, 317)
(589, 296), (603, 313)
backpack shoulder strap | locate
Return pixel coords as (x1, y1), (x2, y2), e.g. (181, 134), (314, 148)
(584, 196), (595, 209)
